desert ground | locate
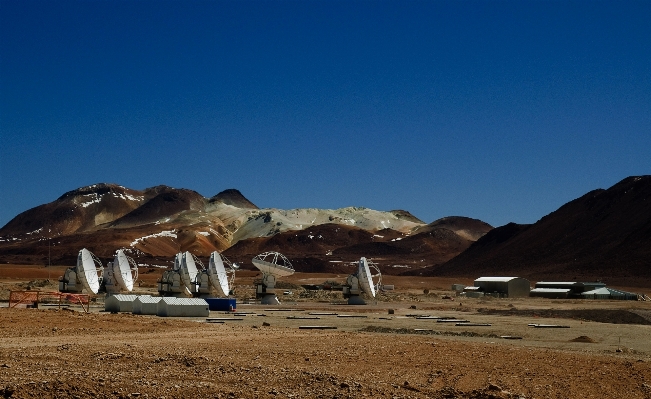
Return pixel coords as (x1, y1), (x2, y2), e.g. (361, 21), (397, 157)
(1, 264), (650, 399)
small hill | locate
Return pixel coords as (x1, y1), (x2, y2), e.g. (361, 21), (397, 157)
(413, 216), (493, 241)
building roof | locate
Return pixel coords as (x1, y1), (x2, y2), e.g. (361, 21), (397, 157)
(475, 277), (521, 282)
(582, 287), (636, 297)
(535, 281), (606, 288)
(107, 294), (138, 302)
(159, 297), (208, 306)
(581, 287), (612, 296)
(134, 295), (161, 304)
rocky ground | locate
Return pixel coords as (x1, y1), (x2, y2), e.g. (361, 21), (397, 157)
(1, 300), (651, 399)
(1, 266), (650, 398)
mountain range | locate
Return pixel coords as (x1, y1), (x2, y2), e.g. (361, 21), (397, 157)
(0, 183), (491, 274)
(1, 176), (649, 287)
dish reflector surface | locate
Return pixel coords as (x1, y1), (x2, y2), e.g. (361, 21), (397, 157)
(113, 249), (134, 291)
(357, 257), (376, 298)
(77, 248), (101, 294)
(180, 251), (199, 295)
(208, 251), (230, 296)
(252, 252), (294, 277)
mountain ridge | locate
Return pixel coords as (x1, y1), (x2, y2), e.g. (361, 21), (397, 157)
(0, 183), (489, 274)
(413, 175), (651, 287)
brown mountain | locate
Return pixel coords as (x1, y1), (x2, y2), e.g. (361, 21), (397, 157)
(0, 183), (490, 273)
(0, 183), (145, 236)
(110, 188), (206, 228)
(430, 176), (651, 287)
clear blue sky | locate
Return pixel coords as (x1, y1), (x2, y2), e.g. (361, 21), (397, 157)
(1, 0), (650, 228)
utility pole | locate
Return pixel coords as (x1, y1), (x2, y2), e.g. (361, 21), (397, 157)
(48, 228), (51, 281)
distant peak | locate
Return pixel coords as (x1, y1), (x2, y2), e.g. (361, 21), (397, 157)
(210, 189), (258, 209)
(57, 183), (126, 200)
(390, 210), (425, 224)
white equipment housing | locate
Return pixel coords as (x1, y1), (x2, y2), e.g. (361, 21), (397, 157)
(252, 251), (294, 305)
(343, 257), (382, 305)
(197, 251), (237, 297)
(59, 248), (104, 294)
(104, 249), (139, 294)
(158, 252), (202, 297)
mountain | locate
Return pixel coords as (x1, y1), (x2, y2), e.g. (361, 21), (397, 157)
(0, 184), (489, 273)
(429, 176), (651, 287)
(209, 189), (259, 209)
(412, 216), (493, 241)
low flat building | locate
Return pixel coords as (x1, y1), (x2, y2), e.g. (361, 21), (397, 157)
(581, 287), (638, 300)
(157, 297), (209, 317)
(533, 282), (607, 298)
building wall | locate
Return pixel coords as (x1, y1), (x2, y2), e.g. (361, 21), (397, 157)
(132, 296), (160, 315)
(104, 294), (138, 313)
(475, 278), (530, 298)
(157, 298), (209, 317)
(507, 278), (531, 297)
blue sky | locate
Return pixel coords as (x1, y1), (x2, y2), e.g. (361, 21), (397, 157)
(1, 0), (650, 228)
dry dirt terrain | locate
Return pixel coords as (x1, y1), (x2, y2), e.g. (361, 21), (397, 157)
(1, 266), (651, 399)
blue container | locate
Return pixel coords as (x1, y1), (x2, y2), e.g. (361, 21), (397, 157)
(204, 298), (236, 311)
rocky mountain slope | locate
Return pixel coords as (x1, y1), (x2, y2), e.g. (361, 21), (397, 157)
(0, 184), (490, 274)
(423, 176), (651, 287)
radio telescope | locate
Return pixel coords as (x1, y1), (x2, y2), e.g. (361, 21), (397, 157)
(103, 249), (139, 294)
(342, 257), (382, 305)
(252, 251), (294, 305)
(59, 248), (104, 295)
(158, 252), (199, 297)
(179, 251), (203, 296)
(197, 251), (238, 297)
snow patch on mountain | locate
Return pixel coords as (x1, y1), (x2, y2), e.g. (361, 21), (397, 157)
(130, 230), (178, 247)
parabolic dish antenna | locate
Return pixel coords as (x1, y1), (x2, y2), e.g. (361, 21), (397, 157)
(357, 257), (379, 298)
(77, 248), (104, 294)
(207, 251), (236, 297)
(343, 257), (382, 305)
(180, 251), (203, 296)
(112, 249), (138, 291)
(252, 251), (294, 305)
(252, 251), (294, 278)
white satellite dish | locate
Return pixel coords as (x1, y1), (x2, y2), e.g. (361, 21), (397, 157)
(76, 248), (104, 294)
(109, 249), (138, 292)
(252, 251), (294, 277)
(357, 257), (378, 298)
(179, 251), (203, 296)
(157, 252), (187, 297)
(252, 251), (294, 305)
(207, 251), (235, 297)
(343, 257), (382, 305)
